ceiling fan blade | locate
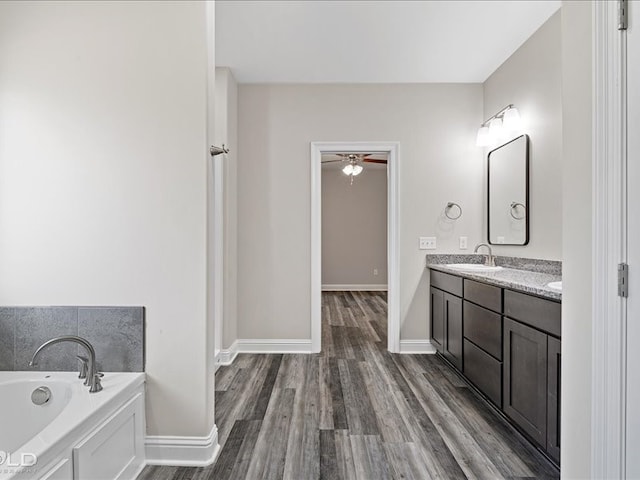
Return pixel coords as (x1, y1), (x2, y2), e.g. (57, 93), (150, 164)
(362, 159), (388, 164)
(321, 159), (346, 163)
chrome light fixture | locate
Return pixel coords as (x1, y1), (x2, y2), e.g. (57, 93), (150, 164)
(488, 117), (503, 140)
(502, 106), (522, 131)
(476, 125), (490, 146)
(476, 104), (522, 147)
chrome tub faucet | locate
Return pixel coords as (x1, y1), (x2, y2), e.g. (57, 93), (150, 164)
(30, 335), (103, 393)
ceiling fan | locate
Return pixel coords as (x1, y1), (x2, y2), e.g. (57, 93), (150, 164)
(321, 153), (387, 183)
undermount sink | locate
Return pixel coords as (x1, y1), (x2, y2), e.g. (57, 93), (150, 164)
(446, 263), (504, 272)
(547, 281), (562, 292)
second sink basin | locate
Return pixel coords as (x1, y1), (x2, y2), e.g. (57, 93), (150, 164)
(446, 263), (504, 272)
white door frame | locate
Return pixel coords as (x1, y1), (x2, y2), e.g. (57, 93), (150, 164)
(625, 1), (640, 476)
(310, 142), (400, 353)
(206, 1), (223, 369)
(591, 1), (627, 477)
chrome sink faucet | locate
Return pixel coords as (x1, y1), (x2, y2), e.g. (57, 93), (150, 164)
(474, 243), (496, 267)
(30, 335), (103, 393)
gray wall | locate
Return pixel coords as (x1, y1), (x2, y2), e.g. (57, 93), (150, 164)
(561, 2), (592, 477)
(322, 164), (387, 288)
(483, 11), (563, 260)
(234, 11), (564, 344)
(0, 306), (144, 372)
(237, 84), (483, 341)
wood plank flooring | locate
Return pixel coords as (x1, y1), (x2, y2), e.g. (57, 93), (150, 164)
(138, 291), (559, 480)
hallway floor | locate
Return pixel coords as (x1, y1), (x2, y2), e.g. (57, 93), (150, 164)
(139, 291), (559, 479)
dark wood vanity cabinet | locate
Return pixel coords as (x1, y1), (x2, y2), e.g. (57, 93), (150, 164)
(503, 318), (562, 464)
(503, 318), (549, 447)
(429, 286), (463, 370)
(547, 336), (561, 463)
(463, 299), (503, 406)
(429, 269), (561, 465)
(429, 271), (463, 370)
(430, 287), (445, 353)
(443, 293), (463, 370)
(503, 289), (562, 464)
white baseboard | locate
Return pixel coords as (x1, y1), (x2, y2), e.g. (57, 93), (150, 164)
(216, 339), (313, 364)
(217, 338), (429, 363)
(236, 339), (312, 354)
(217, 341), (239, 366)
(145, 424), (220, 467)
(322, 284), (388, 291)
(399, 339), (436, 354)
(131, 461), (147, 480)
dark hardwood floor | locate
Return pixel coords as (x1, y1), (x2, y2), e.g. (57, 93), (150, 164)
(138, 291), (559, 480)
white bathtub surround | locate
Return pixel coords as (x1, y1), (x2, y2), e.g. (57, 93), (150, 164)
(145, 425), (220, 467)
(0, 371), (145, 480)
(0, 306), (144, 372)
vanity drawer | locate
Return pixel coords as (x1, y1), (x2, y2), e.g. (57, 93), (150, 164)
(463, 300), (502, 360)
(430, 270), (463, 297)
(504, 290), (561, 337)
(464, 279), (502, 313)
(463, 339), (502, 407)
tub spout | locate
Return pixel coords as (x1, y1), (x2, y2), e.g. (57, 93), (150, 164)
(30, 335), (102, 393)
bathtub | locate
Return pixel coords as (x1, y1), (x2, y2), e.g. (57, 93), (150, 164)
(0, 371), (145, 480)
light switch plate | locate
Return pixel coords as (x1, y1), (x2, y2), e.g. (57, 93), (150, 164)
(419, 237), (436, 250)
(459, 236), (468, 249)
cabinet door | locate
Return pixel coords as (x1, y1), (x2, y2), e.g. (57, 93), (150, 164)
(443, 292), (463, 370)
(547, 336), (561, 463)
(503, 318), (548, 447)
(430, 287), (445, 354)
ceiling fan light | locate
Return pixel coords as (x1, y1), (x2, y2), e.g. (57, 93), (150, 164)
(352, 165), (363, 176)
(342, 164), (354, 175)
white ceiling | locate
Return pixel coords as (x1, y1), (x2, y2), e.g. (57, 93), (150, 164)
(215, 0), (561, 84)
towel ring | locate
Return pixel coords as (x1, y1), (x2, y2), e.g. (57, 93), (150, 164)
(510, 202), (526, 220)
(445, 202), (462, 220)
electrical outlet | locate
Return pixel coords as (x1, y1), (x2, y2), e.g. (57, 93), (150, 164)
(373, 268), (379, 276)
(419, 237), (436, 250)
(459, 236), (468, 250)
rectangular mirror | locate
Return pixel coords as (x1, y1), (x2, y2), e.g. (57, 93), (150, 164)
(488, 134), (529, 245)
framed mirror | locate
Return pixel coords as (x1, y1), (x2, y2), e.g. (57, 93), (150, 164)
(488, 134), (529, 245)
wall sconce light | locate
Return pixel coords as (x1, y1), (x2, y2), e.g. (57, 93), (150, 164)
(476, 104), (522, 147)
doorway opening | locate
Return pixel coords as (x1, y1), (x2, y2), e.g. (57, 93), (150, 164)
(310, 142), (400, 353)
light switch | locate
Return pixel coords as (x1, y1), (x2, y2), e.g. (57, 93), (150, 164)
(419, 237), (436, 250)
(459, 236), (468, 249)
